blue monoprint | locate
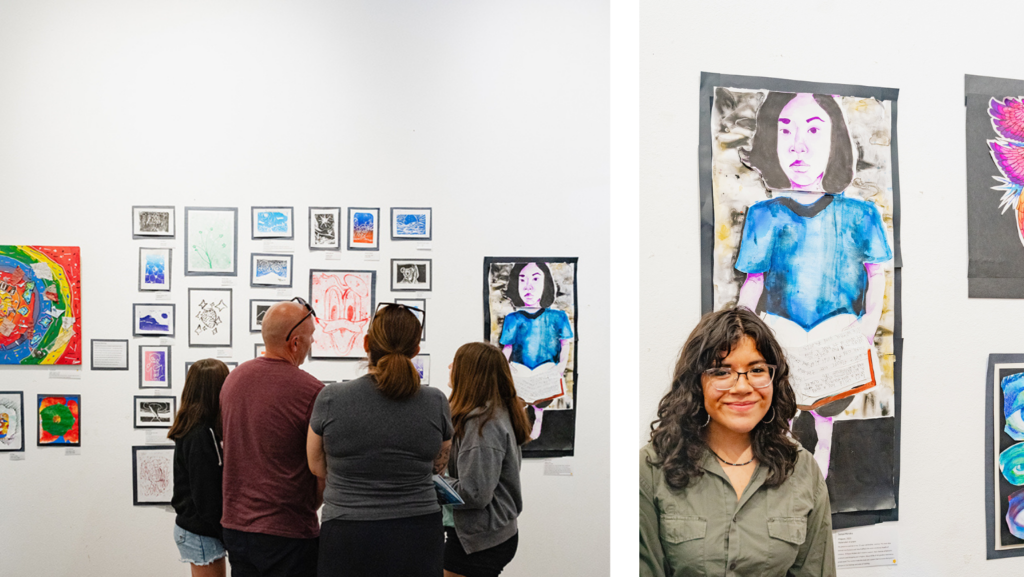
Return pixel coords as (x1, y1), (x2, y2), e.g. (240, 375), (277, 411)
(396, 214), (426, 236)
(255, 259), (288, 281)
(145, 255), (165, 285)
(139, 313), (170, 332)
(257, 211), (289, 233)
(1005, 373), (1024, 440)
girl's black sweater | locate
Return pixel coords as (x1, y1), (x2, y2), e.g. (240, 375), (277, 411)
(171, 424), (223, 540)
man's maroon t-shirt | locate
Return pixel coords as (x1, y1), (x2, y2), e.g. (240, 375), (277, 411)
(220, 356), (324, 539)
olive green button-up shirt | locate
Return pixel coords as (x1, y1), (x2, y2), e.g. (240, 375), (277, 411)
(640, 443), (835, 577)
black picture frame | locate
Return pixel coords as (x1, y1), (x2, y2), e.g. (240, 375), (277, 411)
(309, 206), (341, 251)
(133, 303), (176, 338)
(986, 355), (1024, 559)
(138, 247), (172, 292)
(90, 339), (129, 371)
(250, 253), (294, 288)
(251, 206), (295, 240)
(250, 299), (284, 333)
(390, 207), (432, 241)
(133, 395), (177, 429)
(132, 205), (176, 239)
(309, 269), (376, 360)
(395, 298), (426, 341)
(139, 345), (172, 389)
(188, 288), (233, 348)
(184, 206), (238, 277)
(37, 394), (81, 447)
(0, 391), (25, 452)
(132, 445), (175, 505)
(347, 207), (381, 251)
(390, 258), (432, 292)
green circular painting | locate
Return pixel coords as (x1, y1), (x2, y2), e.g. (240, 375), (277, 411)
(40, 404), (74, 437)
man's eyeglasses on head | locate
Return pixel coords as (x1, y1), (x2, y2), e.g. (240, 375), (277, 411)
(285, 297), (318, 342)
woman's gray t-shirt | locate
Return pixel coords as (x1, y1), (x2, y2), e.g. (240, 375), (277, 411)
(310, 374), (453, 522)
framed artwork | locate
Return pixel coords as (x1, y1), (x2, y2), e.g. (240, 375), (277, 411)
(698, 72), (901, 528)
(37, 394), (80, 446)
(132, 206), (175, 238)
(391, 207), (432, 241)
(412, 354), (430, 385)
(254, 343), (266, 358)
(91, 339), (129, 370)
(188, 288), (232, 347)
(139, 247), (172, 291)
(185, 361), (237, 376)
(133, 395), (176, 429)
(250, 253), (293, 288)
(251, 206), (294, 240)
(0, 246), (82, 365)
(986, 355), (1024, 558)
(184, 207), (238, 276)
(309, 269), (375, 359)
(0, 391), (25, 452)
(250, 299), (283, 332)
(484, 257), (578, 458)
(309, 207), (341, 250)
(395, 298), (426, 341)
(133, 303), (175, 337)
(391, 259), (431, 291)
(347, 207), (380, 251)
(139, 345), (171, 389)
(132, 446), (174, 505)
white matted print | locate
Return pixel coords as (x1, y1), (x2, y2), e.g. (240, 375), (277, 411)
(347, 207), (380, 251)
(250, 253), (293, 288)
(0, 391), (25, 452)
(139, 345), (171, 389)
(133, 446), (174, 505)
(391, 207), (432, 241)
(133, 396), (176, 429)
(252, 206), (294, 240)
(412, 354), (430, 385)
(250, 299), (283, 332)
(133, 304), (175, 337)
(189, 288), (232, 347)
(132, 206), (175, 238)
(139, 247), (172, 291)
(391, 259), (431, 291)
(310, 207), (341, 250)
(310, 270), (376, 359)
(184, 207), (238, 276)
(395, 298), (426, 341)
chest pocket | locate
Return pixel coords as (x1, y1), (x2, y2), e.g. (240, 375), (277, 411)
(767, 516), (806, 571)
(660, 515), (706, 577)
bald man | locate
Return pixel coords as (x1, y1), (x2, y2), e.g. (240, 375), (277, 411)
(220, 301), (325, 577)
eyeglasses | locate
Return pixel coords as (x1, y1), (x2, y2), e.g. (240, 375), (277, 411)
(285, 297), (318, 342)
(375, 302), (425, 325)
(703, 364), (776, 391)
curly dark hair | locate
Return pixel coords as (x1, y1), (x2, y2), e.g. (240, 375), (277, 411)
(648, 307), (799, 489)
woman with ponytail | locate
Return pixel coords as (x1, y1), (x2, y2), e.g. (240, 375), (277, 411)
(307, 303), (453, 577)
(442, 342), (530, 577)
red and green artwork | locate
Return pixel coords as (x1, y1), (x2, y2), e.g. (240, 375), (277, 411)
(37, 394), (80, 446)
(0, 246), (81, 365)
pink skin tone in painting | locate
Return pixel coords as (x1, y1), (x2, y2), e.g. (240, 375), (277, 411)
(501, 262), (570, 440)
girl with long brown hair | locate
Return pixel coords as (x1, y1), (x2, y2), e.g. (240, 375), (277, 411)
(307, 303), (453, 577)
(168, 359), (230, 577)
(442, 342), (531, 577)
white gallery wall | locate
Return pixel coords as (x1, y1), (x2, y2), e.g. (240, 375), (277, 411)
(641, 0), (1024, 575)
(0, 2), (610, 575)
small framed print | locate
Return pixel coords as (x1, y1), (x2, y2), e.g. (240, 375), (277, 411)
(347, 207), (380, 251)
(255, 343), (266, 358)
(412, 354), (430, 385)
(189, 288), (232, 347)
(0, 391), (25, 452)
(132, 205), (175, 238)
(250, 253), (294, 288)
(310, 207), (341, 250)
(391, 259), (432, 291)
(91, 339), (129, 371)
(139, 345), (172, 389)
(184, 206), (238, 277)
(252, 206), (294, 240)
(395, 298), (426, 341)
(391, 207), (432, 241)
(139, 247), (172, 291)
(133, 304), (175, 337)
(133, 395), (176, 429)
(38, 394), (80, 446)
(250, 299), (283, 332)
(133, 446), (175, 505)
(185, 361), (237, 378)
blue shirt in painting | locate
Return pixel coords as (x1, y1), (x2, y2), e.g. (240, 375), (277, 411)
(499, 308), (573, 369)
(734, 193), (892, 331)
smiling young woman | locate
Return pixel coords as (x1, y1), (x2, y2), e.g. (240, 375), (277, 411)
(639, 307), (836, 577)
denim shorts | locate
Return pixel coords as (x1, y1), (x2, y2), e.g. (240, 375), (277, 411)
(174, 523), (227, 566)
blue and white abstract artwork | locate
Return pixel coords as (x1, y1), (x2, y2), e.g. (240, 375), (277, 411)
(256, 259), (288, 281)
(145, 255), (165, 285)
(257, 211), (289, 233)
(140, 248), (171, 290)
(396, 214), (427, 236)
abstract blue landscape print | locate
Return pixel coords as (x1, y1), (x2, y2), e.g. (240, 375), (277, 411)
(396, 214), (426, 236)
(257, 211), (289, 233)
(256, 259), (288, 282)
(139, 312), (170, 332)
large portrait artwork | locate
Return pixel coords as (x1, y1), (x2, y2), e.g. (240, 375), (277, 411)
(699, 72), (902, 528)
(309, 270), (375, 360)
(484, 257), (578, 458)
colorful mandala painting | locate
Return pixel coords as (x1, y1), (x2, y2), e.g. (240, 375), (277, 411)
(0, 246), (81, 365)
(988, 98), (1024, 247)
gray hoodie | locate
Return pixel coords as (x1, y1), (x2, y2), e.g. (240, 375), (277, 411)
(445, 405), (523, 554)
